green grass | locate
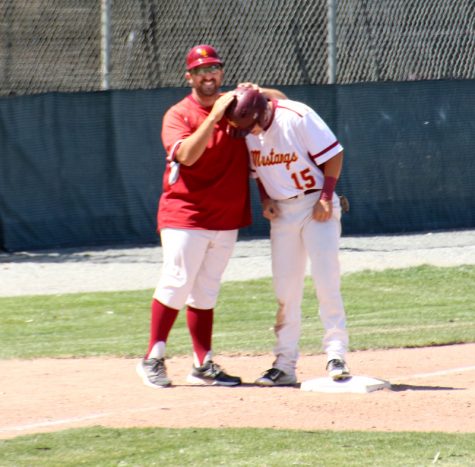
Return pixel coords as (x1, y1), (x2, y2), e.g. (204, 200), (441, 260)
(0, 427), (474, 467)
(0, 265), (473, 359)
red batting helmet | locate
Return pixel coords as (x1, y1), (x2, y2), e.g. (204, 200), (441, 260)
(225, 87), (269, 135)
(186, 44), (223, 70)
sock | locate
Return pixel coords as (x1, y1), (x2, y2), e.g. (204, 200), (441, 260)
(146, 299), (179, 359)
(148, 341), (166, 360)
(186, 306), (213, 366)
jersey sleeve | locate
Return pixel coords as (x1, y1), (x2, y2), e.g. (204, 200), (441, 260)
(297, 110), (343, 166)
(161, 105), (191, 162)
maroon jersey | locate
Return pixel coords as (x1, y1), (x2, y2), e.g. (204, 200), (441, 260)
(158, 94), (252, 231)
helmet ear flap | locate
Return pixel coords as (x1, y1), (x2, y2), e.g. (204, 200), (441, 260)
(258, 103), (271, 129)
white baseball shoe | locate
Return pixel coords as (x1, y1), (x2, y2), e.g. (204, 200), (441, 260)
(326, 359), (351, 381)
(137, 357), (172, 388)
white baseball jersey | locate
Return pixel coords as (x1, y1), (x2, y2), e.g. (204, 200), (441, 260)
(246, 99), (343, 200)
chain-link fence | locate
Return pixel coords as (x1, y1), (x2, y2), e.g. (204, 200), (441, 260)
(1, 0), (475, 95)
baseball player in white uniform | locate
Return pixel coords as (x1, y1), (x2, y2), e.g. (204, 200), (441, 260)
(226, 87), (351, 385)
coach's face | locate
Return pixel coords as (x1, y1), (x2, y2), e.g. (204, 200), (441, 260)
(186, 64), (224, 98)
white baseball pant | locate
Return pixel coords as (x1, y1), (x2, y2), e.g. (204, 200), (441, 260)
(270, 192), (349, 376)
(153, 228), (238, 310)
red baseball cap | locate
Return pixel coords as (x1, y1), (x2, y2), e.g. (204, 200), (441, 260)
(186, 44), (223, 70)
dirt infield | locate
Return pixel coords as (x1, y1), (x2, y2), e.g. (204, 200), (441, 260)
(1, 344), (474, 439)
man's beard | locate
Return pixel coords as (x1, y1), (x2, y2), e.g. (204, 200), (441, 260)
(194, 79), (219, 98)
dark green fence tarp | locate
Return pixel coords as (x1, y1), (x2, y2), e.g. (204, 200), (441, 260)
(0, 90), (178, 251)
(336, 80), (475, 234)
(1, 80), (474, 252)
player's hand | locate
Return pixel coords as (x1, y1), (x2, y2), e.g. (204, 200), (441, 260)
(237, 82), (259, 91)
(209, 92), (235, 122)
(239, 82), (287, 100)
(262, 199), (280, 220)
(312, 199), (333, 222)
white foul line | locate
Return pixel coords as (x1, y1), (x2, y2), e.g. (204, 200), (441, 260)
(390, 365), (475, 382)
(0, 403), (189, 433)
(0, 406), (162, 435)
(0, 413), (109, 434)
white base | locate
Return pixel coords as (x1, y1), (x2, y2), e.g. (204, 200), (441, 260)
(300, 375), (391, 394)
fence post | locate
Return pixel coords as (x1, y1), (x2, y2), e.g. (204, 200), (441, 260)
(327, 0), (337, 84)
(101, 0), (111, 90)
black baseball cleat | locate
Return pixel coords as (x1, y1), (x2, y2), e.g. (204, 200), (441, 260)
(186, 360), (241, 386)
(326, 359), (351, 381)
(136, 357), (172, 388)
(255, 367), (297, 386)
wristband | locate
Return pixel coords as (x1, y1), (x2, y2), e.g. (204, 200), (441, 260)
(320, 176), (337, 201)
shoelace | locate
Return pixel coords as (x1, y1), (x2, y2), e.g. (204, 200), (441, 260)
(265, 368), (283, 381)
(328, 359), (346, 370)
(151, 359), (166, 376)
(205, 362), (223, 377)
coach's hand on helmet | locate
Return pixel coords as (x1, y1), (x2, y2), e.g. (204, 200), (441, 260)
(209, 92), (235, 122)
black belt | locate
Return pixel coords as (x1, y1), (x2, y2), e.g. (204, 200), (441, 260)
(288, 189), (320, 200)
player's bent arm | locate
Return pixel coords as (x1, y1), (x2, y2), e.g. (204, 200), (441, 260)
(260, 87), (287, 100)
(256, 178), (270, 202)
(237, 82), (287, 100)
(321, 150), (344, 182)
(313, 150), (344, 222)
(175, 93), (235, 166)
(255, 178), (280, 220)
